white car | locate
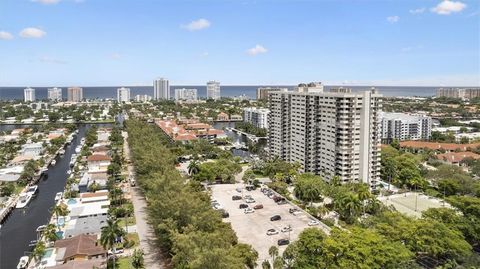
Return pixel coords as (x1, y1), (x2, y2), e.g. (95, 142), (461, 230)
(244, 208), (255, 214)
(281, 226), (293, 233)
(266, 229), (279, 235)
(245, 198), (255, 203)
(308, 220), (320, 226)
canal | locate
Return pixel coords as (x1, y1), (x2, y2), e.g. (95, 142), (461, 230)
(0, 124), (107, 269)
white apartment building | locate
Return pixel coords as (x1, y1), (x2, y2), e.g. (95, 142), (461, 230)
(257, 87), (288, 100)
(67, 87), (83, 102)
(117, 87), (131, 102)
(134, 94), (152, 102)
(243, 107), (270, 129)
(268, 85), (382, 187)
(175, 88), (197, 102)
(24, 87), (35, 102)
(207, 81), (221, 100)
(436, 88), (480, 100)
(153, 78), (170, 100)
(380, 112), (432, 142)
(47, 87), (62, 101)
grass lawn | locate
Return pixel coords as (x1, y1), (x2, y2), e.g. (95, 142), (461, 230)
(118, 216), (136, 228)
(116, 257), (131, 269)
(126, 232), (140, 247)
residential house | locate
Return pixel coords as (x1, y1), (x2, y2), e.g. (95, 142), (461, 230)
(54, 234), (106, 262)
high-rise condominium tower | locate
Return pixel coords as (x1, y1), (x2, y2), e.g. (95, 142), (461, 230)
(268, 85), (382, 187)
(256, 87), (288, 100)
(206, 81), (221, 100)
(117, 87), (131, 102)
(67, 87), (83, 102)
(175, 88), (198, 102)
(153, 78), (170, 100)
(24, 87), (35, 102)
(47, 87), (62, 101)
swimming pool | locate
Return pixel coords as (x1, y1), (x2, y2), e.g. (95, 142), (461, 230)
(43, 248), (54, 259)
(55, 231), (64, 239)
(57, 216), (65, 226)
(67, 199), (77, 205)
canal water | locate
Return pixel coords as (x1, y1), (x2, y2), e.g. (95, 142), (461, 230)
(212, 122), (267, 158)
(0, 124), (108, 269)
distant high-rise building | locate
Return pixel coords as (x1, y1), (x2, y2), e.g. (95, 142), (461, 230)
(206, 81), (221, 100)
(175, 88), (198, 102)
(436, 88), (480, 100)
(24, 87), (35, 102)
(134, 94), (152, 102)
(117, 87), (131, 102)
(256, 87), (288, 100)
(243, 107), (270, 129)
(295, 82), (324, 93)
(47, 87), (62, 101)
(67, 87), (83, 102)
(268, 85), (382, 187)
(153, 78), (170, 100)
(380, 112), (432, 142)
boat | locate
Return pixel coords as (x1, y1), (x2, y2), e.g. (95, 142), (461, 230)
(36, 224), (47, 233)
(75, 129), (79, 134)
(17, 256), (29, 269)
(55, 192), (63, 202)
(59, 149), (65, 156)
(26, 185), (38, 196)
(66, 169), (71, 175)
(75, 146), (81, 154)
(51, 160), (57, 166)
(16, 194), (32, 209)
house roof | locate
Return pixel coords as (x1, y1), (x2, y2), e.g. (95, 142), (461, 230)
(54, 234), (105, 261)
(436, 151), (480, 163)
(400, 141), (480, 151)
(87, 154), (111, 162)
(49, 259), (105, 269)
(92, 145), (109, 152)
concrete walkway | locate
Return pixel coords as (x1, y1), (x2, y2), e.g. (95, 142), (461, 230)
(123, 132), (164, 269)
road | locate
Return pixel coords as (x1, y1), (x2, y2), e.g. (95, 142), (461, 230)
(123, 131), (164, 269)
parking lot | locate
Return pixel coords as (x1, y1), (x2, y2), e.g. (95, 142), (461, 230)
(210, 183), (329, 263)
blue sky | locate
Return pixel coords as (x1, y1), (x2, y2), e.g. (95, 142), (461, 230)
(0, 0), (478, 86)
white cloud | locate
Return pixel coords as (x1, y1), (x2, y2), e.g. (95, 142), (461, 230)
(201, 51), (209, 57)
(431, 0), (466, 15)
(387, 16), (400, 23)
(39, 56), (67, 64)
(110, 53), (121, 59)
(32, 0), (61, 4)
(246, 44), (268, 56)
(19, 27), (46, 38)
(409, 8), (426, 14)
(0, 31), (14, 40)
(181, 18), (211, 31)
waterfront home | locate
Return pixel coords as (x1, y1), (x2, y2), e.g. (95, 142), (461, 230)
(0, 165), (23, 182)
(19, 142), (43, 158)
(78, 172), (108, 193)
(49, 259), (105, 269)
(86, 154), (111, 172)
(216, 112), (229, 121)
(54, 234), (106, 262)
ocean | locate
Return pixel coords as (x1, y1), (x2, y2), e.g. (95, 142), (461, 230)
(0, 85), (437, 100)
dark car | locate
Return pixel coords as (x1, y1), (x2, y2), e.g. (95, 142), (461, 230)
(273, 196), (283, 202)
(278, 239), (290, 246)
(232, 195), (242, 201)
(277, 199), (287, 205)
(270, 215), (281, 221)
(220, 210), (229, 218)
(239, 204), (249, 209)
(253, 204), (264, 209)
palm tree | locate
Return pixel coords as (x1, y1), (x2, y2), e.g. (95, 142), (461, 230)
(131, 249), (144, 269)
(100, 219), (125, 269)
(188, 160), (200, 175)
(356, 184), (371, 215)
(262, 260), (271, 269)
(268, 246), (278, 265)
(52, 202), (69, 226)
(123, 204), (134, 233)
(43, 224), (59, 242)
(337, 193), (362, 223)
(32, 241), (46, 265)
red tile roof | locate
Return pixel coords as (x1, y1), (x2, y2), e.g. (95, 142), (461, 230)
(400, 141), (480, 151)
(87, 154), (111, 162)
(436, 151), (480, 163)
(54, 234), (105, 261)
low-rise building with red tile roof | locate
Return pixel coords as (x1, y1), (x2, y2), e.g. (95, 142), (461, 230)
(436, 151), (480, 165)
(400, 141), (480, 152)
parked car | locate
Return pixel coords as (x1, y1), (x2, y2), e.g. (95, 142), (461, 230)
(245, 198), (255, 203)
(308, 220), (320, 226)
(273, 196), (283, 202)
(289, 208), (299, 214)
(277, 199), (287, 205)
(244, 208), (255, 214)
(232, 195), (242, 201)
(270, 215), (281, 221)
(239, 204), (249, 209)
(266, 229), (279, 235)
(108, 247), (124, 255)
(253, 204), (264, 210)
(281, 226), (292, 233)
(235, 187), (242, 193)
(278, 239), (290, 246)
(246, 185), (255, 191)
(220, 209), (229, 218)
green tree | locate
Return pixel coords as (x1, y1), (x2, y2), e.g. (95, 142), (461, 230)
(269, 245), (279, 265)
(131, 249), (144, 269)
(100, 219), (125, 269)
(32, 241), (46, 265)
